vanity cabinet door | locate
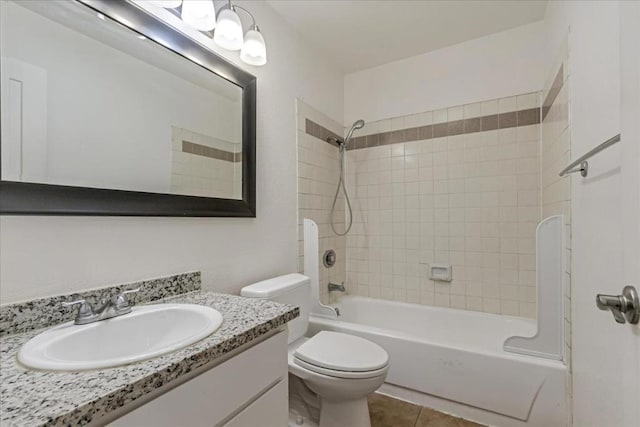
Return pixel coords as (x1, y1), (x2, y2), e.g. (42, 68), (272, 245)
(109, 331), (287, 427)
(223, 380), (288, 427)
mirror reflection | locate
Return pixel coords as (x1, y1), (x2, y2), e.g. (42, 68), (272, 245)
(1, 0), (243, 200)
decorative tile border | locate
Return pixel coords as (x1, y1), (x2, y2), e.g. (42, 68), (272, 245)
(542, 64), (564, 122)
(0, 272), (201, 337)
(304, 106), (540, 151)
(305, 118), (343, 147)
(347, 107), (540, 150)
(182, 140), (241, 163)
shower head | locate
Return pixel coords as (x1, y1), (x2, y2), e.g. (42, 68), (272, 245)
(344, 119), (365, 147)
(352, 119), (365, 130)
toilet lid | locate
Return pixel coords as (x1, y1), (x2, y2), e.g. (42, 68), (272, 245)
(293, 331), (389, 372)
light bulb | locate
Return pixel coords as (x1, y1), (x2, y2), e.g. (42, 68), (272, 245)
(150, 0), (182, 8)
(181, 0), (216, 32)
(240, 26), (267, 66)
(214, 7), (243, 51)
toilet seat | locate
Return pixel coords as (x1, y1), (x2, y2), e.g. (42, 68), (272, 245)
(294, 357), (388, 379)
(292, 331), (389, 379)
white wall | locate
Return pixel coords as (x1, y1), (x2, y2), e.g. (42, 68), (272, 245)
(0, 0), (344, 303)
(344, 21), (545, 124)
(542, 2), (632, 427)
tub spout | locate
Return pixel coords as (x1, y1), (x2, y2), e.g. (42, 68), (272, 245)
(328, 282), (345, 292)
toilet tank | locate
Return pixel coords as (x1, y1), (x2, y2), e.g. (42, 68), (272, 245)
(240, 274), (310, 344)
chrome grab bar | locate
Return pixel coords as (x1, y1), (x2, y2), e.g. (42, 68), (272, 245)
(559, 134), (620, 177)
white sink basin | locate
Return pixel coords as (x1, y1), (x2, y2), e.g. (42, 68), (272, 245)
(18, 304), (223, 371)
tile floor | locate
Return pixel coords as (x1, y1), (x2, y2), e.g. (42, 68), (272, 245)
(368, 393), (486, 427)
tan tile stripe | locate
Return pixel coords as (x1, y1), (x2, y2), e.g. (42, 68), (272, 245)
(305, 118), (345, 148)
(182, 140), (241, 162)
(542, 64), (564, 122)
(347, 107), (540, 151)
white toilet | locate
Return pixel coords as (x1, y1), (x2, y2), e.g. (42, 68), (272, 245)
(241, 274), (389, 427)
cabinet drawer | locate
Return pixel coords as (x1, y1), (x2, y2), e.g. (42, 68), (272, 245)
(110, 330), (287, 427)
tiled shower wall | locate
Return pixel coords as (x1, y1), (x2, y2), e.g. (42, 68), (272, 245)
(344, 94), (542, 318)
(541, 49), (572, 358)
(296, 100), (347, 304)
(540, 41), (572, 412)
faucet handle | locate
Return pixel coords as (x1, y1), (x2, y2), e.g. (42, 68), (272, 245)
(62, 299), (96, 324)
(113, 288), (140, 310)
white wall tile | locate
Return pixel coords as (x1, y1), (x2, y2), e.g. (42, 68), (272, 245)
(405, 114), (419, 129)
(481, 99), (498, 115)
(516, 92), (539, 110)
(463, 102), (482, 119)
(433, 108), (448, 124)
(498, 96), (517, 113)
(447, 105), (463, 121)
(378, 119), (392, 132)
(540, 53), (571, 366)
(418, 111), (433, 126)
(341, 93), (542, 318)
(391, 117), (405, 131)
(296, 105), (347, 304)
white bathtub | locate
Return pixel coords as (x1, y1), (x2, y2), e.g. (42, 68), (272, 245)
(308, 296), (567, 427)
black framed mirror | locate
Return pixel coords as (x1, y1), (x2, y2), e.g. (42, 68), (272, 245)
(0, 0), (256, 217)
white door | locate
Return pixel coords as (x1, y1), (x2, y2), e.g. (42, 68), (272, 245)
(618, 1), (640, 425)
(572, 2), (639, 426)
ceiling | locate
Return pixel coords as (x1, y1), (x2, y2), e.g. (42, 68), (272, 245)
(266, 0), (548, 74)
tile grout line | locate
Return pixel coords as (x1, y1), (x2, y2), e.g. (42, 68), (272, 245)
(412, 407), (422, 427)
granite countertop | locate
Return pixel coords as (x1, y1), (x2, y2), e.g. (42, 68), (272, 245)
(0, 290), (299, 426)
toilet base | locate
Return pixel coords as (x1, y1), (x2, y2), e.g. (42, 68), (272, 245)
(319, 397), (371, 427)
(288, 411), (318, 427)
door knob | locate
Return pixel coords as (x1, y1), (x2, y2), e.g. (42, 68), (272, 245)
(596, 285), (639, 324)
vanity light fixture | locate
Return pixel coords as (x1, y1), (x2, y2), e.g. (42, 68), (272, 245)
(215, 2), (267, 65)
(238, 9), (267, 66)
(149, 0), (267, 66)
(181, 0), (216, 32)
(213, 3), (243, 51)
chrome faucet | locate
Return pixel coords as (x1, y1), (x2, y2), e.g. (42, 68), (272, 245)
(328, 282), (345, 293)
(63, 288), (140, 325)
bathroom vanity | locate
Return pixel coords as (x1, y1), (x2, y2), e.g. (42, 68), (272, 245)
(109, 330), (289, 426)
(0, 272), (299, 426)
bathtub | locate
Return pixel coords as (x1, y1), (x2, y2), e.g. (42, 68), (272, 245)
(308, 295), (567, 427)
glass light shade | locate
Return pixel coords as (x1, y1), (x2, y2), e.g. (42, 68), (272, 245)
(150, 0), (182, 8)
(214, 8), (244, 51)
(181, 0), (216, 31)
(240, 28), (267, 66)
